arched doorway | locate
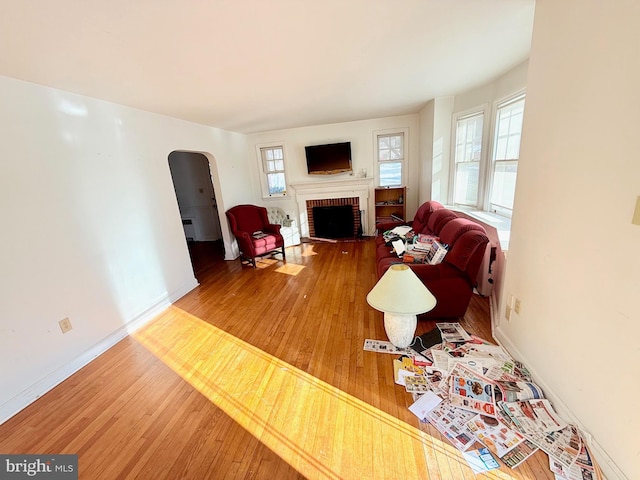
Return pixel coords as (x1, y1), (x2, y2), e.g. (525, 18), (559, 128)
(168, 151), (224, 278)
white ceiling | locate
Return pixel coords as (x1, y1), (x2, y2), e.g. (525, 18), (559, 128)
(0, 0), (535, 134)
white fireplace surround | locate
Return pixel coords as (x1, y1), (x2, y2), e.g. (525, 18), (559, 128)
(290, 177), (374, 238)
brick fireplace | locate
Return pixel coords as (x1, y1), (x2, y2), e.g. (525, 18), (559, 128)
(290, 178), (373, 239)
(306, 197), (361, 238)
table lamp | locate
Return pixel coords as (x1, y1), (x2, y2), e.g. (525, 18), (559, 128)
(366, 264), (437, 348)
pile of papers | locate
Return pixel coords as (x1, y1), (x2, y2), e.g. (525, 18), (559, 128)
(363, 323), (600, 478)
(381, 227), (449, 265)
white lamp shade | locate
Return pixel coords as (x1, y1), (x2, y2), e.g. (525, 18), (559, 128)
(367, 264), (437, 315)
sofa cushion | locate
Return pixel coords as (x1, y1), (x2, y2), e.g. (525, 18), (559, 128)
(439, 218), (486, 247)
(426, 209), (458, 234)
(252, 234), (277, 255)
(444, 230), (489, 273)
(411, 200), (444, 233)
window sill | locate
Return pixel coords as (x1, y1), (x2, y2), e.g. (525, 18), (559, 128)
(263, 193), (288, 199)
(446, 206), (511, 251)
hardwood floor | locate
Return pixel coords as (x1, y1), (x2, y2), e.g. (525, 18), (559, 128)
(0, 239), (553, 479)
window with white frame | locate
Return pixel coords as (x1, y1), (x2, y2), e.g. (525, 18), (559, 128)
(449, 92), (525, 218)
(376, 132), (404, 187)
(453, 112), (484, 208)
(259, 145), (287, 196)
(489, 94), (525, 214)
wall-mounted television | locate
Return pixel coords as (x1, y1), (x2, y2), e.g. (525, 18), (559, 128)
(305, 142), (352, 175)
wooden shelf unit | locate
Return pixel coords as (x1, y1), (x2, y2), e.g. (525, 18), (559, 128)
(374, 186), (406, 224)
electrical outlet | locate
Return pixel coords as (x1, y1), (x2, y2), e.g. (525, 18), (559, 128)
(514, 298), (521, 314)
(59, 317), (72, 334)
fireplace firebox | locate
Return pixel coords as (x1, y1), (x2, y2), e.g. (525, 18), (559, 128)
(312, 205), (354, 239)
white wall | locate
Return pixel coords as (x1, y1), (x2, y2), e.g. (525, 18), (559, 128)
(453, 60), (529, 114)
(418, 100), (435, 204)
(496, 2), (639, 479)
(0, 75), (251, 421)
(429, 97), (454, 204)
(247, 115), (420, 234)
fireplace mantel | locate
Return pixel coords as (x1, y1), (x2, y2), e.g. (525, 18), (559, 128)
(290, 177), (374, 193)
(291, 177), (374, 238)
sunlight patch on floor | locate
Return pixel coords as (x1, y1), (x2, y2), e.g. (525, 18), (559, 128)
(275, 263), (305, 276)
(301, 244), (318, 257)
(132, 306), (519, 480)
(255, 257), (280, 268)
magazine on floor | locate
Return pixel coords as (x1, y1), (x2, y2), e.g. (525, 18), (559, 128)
(436, 322), (471, 343)
(498, 401), (581, 469)
(425, 401), (478, 452)
(448, 362), (498, 417)
(465, 414), (538, 468)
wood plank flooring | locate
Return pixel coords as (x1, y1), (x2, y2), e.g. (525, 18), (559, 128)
(0, 238), (554, 479)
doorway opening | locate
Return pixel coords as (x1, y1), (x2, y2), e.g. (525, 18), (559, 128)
(168, 151), (223, 280)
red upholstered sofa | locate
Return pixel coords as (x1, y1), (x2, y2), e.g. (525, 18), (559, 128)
(375, 201), (489, 319)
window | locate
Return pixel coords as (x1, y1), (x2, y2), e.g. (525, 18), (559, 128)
(449, 92), (525, 218)
(453, 112), (484, 207)
(376, 132), (405, 186)
(259, 145), (287, 196)
(489, 94), (525, 214)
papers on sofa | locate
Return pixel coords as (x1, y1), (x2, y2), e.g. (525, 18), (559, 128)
(426, 239), (448, 264)
(391, 238), (405, 255)
(413, 233), (439, 252)
(389, 225), (412, 236)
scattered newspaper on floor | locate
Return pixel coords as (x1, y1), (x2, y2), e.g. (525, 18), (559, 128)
(462, 447), (500, 473)
(363, 321), (601, 476)
(437, 322), (471, 343)
(363, 339), (412, 355)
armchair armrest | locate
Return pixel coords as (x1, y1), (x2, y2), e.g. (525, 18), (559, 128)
(263, 223), (282, 235)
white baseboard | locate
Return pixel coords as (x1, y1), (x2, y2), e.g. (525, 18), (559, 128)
(0, 278), (199, 425)
(494, 326), (628, 480)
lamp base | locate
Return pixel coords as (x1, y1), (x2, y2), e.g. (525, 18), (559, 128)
(383, 313), (417, 348)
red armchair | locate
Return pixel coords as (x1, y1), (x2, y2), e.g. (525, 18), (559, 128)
(226, 204), (286, 268)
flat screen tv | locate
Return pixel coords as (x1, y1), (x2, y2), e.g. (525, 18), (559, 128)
(305, 142), (352, 175)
